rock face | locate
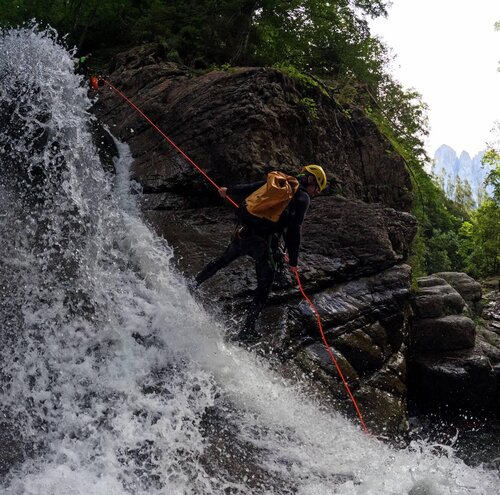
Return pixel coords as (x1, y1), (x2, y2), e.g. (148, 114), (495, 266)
(434, 271), (482, 314)
(484, 288), (500, 333)
(411, 275), (475, 352)
(409, 274), (500, 413)
(94, 44), (417, 433)
(95, 44), (412, 212)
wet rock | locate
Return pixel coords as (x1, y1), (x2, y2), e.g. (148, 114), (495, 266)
(366, 349), (407, 397)
(89, 118), (118, 174)
(412, 275), (465, 318)
(298, 342), (360, 391)
(412, 315), (475, 352)
(289, 265), (412, 433)
(334, 328), (387, 374)
(95, 44), (413, 212)
(356, 385), (408, 434)
(477, 327), (500, 360)
(409, 275), (500, 413)
(301, 199), (417, 282)
(483, 290), (500, 330)
(410, 351), (497, 412)
(434, 272), (482, 315)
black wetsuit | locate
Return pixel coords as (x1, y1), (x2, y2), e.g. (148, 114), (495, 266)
(195, 180), (310, 336)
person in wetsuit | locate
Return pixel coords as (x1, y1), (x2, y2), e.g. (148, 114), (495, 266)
(194, 165), (328, 341)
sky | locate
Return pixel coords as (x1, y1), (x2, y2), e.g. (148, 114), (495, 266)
(370, 0), (500, 157)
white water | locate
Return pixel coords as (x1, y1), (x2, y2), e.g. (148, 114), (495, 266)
(0, 27), (499, 495)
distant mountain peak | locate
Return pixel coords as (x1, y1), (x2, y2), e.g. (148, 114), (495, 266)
(432, 144), (491, 205)
(459, 150), (472, 161)
(436, 144), (455, 153)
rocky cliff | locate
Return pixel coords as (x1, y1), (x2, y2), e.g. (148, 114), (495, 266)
(94, 44), (417, 433)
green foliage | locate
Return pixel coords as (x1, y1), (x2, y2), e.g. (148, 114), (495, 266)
(298, 97), (318, 119)
(453, 177), (476, 211)
(483, 148), (500, 202)
(272, 63), (327, 94)
(0, 0), (141, 51)
(408, 226), (428, 280)
(0, 1), (390, 78)
(459, 200), (500, 277)
(458, 143), (500, 278)
(366, 92), (471, 278)
(410, 167), (469, 277)
(252, 1), (389, 85)
(407, 150), (499, 280)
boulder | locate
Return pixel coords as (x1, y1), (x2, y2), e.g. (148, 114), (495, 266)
(412, 275), (465, 318)
(289, 265), (412, 432)
(409, 275), (500, 414)
(410, 351), (497, 412)
(483, 293), (500, 331)
(356, 385), (408, 433)
(411, 315), (475, 352)
(95, 44), (413, 212)
(434, 272), (482, 314)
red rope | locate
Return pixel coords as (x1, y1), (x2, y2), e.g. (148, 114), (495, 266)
(293, 271), (369, 433)
(102, 80), (239, 209)
(102, 77), (368, 433)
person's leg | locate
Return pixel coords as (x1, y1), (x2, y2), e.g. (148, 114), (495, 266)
(195, 240), (241, 286)
(239, 250), (275, 339)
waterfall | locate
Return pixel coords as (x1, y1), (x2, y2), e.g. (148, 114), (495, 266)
(0, 27), (498, 495)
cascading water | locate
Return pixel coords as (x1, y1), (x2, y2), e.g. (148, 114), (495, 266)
(0, 27), (499, 495)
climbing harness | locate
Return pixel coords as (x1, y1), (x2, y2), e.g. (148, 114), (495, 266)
(100, 78), (369, 433)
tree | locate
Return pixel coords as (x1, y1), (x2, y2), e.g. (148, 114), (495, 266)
(458, 147), (500, 277)
(459, 200), (500, 277)
(454, 176), (476, 212)
(483, 148), (500, 202)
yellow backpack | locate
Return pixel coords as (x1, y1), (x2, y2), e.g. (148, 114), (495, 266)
(244, 171), (299, 223)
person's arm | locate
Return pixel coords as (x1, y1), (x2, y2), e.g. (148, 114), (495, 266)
(284, 192), (310, 267)
(218, 181), (266, 204)
(227, 181), (266, 199)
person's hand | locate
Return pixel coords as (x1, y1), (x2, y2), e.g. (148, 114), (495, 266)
(289, 265), (299, 274)
(218, 187), (228, 198)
